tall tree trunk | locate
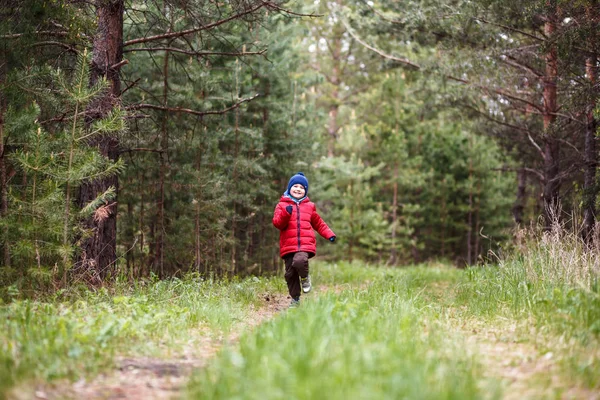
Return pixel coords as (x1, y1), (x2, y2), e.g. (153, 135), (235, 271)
(327, 23), (342, 158)
(78, 0), (124, 279)
(583, 4), (598, 242)
(194, 144), (203, 273)
(126, 199), (134, 278)
(348, 181), (354, 262)
(0, 105), (8, 267)
(139, 171), (146, 277)
(513, 167), (527, 225)
(156, 49), (169, 278)
(467, 138), (473, 265)
(0, 40), (9, 267)
(474, 180), (481, 262)
(542, 0), (559, 229)
(388, 163), (399, 266)
(411, 130), (423, 262)
(440, 178), (447, 258)
(230, 58), (241, 276)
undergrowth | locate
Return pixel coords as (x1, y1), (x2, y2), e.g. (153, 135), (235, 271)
(455, 223), (600, 390)
(0, 273), (284, 396)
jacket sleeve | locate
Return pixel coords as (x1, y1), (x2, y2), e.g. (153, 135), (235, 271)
(273, 203), (292, 230)
(311, 205), (335, 239)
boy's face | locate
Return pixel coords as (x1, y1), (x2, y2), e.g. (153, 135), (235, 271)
(290, 184), (306, 199)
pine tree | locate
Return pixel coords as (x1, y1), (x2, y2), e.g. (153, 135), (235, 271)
(3, 50), (125, 287)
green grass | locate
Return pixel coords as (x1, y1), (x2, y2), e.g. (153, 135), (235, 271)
(0, 274), (285, 396)
(186, 245), (600, 399)
(2, 235), (599, 399)
(186, 266), (497, 400)
(454, 260), (600, 390)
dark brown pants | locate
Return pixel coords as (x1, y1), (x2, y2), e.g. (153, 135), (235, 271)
(284, 251), (309, 299)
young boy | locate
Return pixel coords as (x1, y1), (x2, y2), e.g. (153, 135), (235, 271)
(272, 172), (336, 307)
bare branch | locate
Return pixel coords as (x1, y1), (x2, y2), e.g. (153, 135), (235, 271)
(493, 166), (545, 181)
(526, 132), (545, 160)
(343, 17), (545, 112)
(110, 59), (129, 70)
(1, 31), (69, 39)
(124, 3), (266, 47)
(123, 47), (267, 57)
(463, 104), (547, 160)
(262, 1), (323, 17)
(127, 94), (260, 117)
(29, 41), (79, 54)
(359, 0), (402, 24)
(556, 138), (584, 158)
(474, 18), (545, 42)
(500, 54), (543, 77)
(342, 19), (421, 69)
(120, 78), (140, 96)
(119, 147), (165, 155)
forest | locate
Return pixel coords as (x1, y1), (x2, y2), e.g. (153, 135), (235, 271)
(3, 0), (598, 284)
(1, 0), (599, 399)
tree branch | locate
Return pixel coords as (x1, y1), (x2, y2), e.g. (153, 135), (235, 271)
(500, 54), (543, 78)
(120, 78), (140, 96)
(344, 16), (546, 113)
(127, 94), (260, 117)
(473, 18), (545, 42)
(29, 41), (79, 54)
(342, 19), (421, 69)
(123, 47), (267, 57)
(119, 147), (165, 155)
(463, 104), (546, 160)
(262, 1), (323, 17)
(493, 166), (544, 181)
(111, 59), (129, 70)
(124, 3), (266, 47)
(0, 31), (69, 39)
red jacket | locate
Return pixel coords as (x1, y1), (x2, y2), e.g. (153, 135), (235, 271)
(272, 195), (335, 258)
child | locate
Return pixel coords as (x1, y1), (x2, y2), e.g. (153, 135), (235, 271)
(272, 172), (336, 307)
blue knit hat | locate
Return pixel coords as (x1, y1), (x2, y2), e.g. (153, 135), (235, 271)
(286, 172), (309, 196)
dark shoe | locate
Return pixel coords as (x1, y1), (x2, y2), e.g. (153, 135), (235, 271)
(289, 298), (300, 308)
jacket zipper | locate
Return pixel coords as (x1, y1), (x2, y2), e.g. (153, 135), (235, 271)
(296, 202), (301, 251)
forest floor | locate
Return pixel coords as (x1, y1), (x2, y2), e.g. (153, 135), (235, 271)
(4, 263), (599, 400)
(13, 291), (292, 400)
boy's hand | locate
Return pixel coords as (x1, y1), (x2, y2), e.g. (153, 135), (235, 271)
(329, 236), (336, 243)
(285, 205), (293, 214)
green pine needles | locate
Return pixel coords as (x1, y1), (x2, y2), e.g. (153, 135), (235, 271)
(2, 50), (126, 291)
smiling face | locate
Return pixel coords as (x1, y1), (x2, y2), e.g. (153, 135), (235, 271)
(289, 183), (306, 199)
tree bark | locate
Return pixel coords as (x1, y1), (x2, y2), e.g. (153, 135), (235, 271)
(388, 164), (399, 266)
(0, 104), (9, 267)
(583, 4), (598, 242)
(542, 0), (559, 229)
(78, 0), (124, 279)
(155, 48), (169, 278)
(327, 7), (342, 158)
(0, 37), (9, 267)
(194, 136), (203, 274)
(467, 138), (473, 265)
(139, 171), (146, 277)
(513, 167), (527, 225)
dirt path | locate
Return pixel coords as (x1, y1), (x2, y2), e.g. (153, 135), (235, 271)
(22, 283), (346, 400)
(21, 291), (292, 400)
